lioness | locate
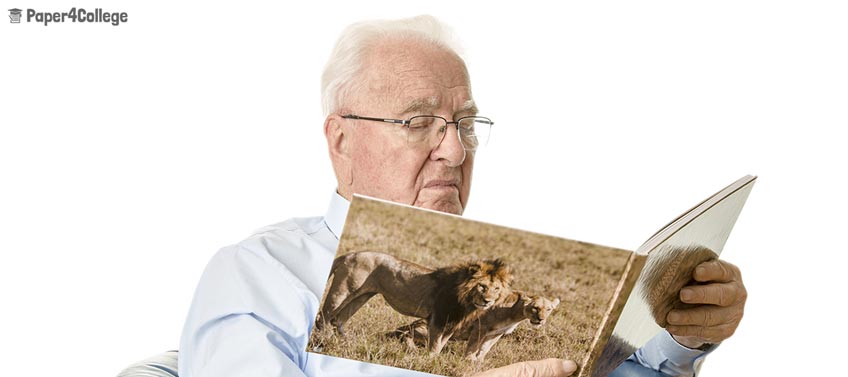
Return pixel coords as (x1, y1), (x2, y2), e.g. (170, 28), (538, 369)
(316, 251), (513, 354)
(392, 291), (560, 362)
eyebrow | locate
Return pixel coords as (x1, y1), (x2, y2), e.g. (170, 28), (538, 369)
(399, 96), (439, 116)
(455, 100), (478, 118)
(398, 98), (479, 118)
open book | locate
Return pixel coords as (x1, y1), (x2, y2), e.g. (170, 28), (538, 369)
(308, 175), (756, 377)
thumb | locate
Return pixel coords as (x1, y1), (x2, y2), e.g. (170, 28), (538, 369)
(526, 359), (578, 377)
(473, 358), (578, 377)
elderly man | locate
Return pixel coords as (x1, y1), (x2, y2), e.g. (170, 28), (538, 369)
(179, 16), (746, 377)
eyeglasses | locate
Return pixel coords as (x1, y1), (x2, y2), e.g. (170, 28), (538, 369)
(341, 114), (493, 151)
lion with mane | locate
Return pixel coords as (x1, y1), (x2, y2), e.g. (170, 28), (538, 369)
(315, 251), (513, 354)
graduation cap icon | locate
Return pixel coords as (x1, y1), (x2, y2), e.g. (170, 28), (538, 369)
(9, 8), (23, 24)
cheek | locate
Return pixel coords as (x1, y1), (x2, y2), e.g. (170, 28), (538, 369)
(351, 141), (425, 195)
(457, 156), (474, 204)
(350, 148), (383, 181)
(461, 156), (474, 187)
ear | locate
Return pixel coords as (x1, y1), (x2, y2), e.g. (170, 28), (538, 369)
(552, 298), (561, 308)
(324, 114), (353, 196)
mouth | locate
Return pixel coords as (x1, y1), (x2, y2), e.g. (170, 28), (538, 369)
(424, 179), (460, 191)
(475, 302), (492, 309)
(530, 320), (544, 326)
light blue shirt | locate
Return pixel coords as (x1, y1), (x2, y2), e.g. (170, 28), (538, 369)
(179, 192), (709, 377)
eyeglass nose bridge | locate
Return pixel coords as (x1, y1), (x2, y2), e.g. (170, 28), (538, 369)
(431, 120), (467, 165)
(435, 120), (460, 133)
(433, 119), (467, 148)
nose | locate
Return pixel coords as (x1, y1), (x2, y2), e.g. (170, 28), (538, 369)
(430, 123), (466, 166)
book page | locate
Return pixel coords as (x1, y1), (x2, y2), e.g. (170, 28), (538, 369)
(309, 195), (635, 377)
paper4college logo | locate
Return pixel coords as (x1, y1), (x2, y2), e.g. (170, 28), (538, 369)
(6, 7), (128, 26)
(9, 8), (22, 23)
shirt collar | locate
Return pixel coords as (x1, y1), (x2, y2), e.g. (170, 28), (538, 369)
(324, 191), (350, 240)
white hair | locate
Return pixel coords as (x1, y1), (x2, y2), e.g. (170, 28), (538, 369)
(320, 15), (464, 116)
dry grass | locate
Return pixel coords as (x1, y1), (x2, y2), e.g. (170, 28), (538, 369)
(308, 197), (633, 376)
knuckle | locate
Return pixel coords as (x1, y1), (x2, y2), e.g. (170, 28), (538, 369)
(701, 260), (718, 279)
(690, 286), (707, 303)
(699, 287), (710, 302)
(723, 286), (738, 306)
(716, 286), (728, 306)
(737, 284), (748, 303)
(726, 325), (737, 338)
(672, 325), (693, 337)
(731, 263), (742, 278)
(712, 326), (732, 342)
(723, 322), (738, 338)
(704, 309), (713, 326)
(719, 262), (732, 280)
(730, 308), (744, 325)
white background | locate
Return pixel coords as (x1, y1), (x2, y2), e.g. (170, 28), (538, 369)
(1, 1), (846, 375)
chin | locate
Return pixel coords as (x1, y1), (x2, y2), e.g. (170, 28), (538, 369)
(424, 200), (464, 215)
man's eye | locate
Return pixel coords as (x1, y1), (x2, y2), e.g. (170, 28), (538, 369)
(408, 117), (437, 129)
(408, 122), (431, 130)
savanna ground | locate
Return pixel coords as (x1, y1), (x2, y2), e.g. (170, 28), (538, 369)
(308, 197), (633, 376)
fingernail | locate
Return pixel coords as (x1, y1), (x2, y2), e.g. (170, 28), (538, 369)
(695, 265), (707, 277)
(561, 360), (577, 373)
(681, 289), (694, 301)
(668, 312), (681, 323)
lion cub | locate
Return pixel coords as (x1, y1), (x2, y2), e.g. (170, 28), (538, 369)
(393, 291), (560, 362)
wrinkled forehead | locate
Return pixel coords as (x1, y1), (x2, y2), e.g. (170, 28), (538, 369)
(398, 96), (477, 119)
(357, 38), (475, 117)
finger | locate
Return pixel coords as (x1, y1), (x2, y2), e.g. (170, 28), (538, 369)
(666, 322), (738, 343)
(550, 359), (578, 376)
(474, 358), (577, 377)
(523, 359), (577, 377)
(667, 305), (744, 327)
(693, 260), (741, 283)
(680, 281), (747, 306)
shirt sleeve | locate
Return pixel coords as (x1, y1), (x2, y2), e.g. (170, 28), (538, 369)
(612, 330), (716, 377)
(179, 244), (317, 377)
(186, 314), (308, 377)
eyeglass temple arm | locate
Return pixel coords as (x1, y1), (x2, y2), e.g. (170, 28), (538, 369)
(341, 114), (408, 125)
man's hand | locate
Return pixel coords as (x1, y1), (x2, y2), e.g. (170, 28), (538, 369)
(472, 359), (577, 377)
(666, 259), (747, 348)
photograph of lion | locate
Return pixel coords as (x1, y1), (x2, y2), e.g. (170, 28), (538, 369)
(308, 196), (636, 377)
(315, 251), (513, 354)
